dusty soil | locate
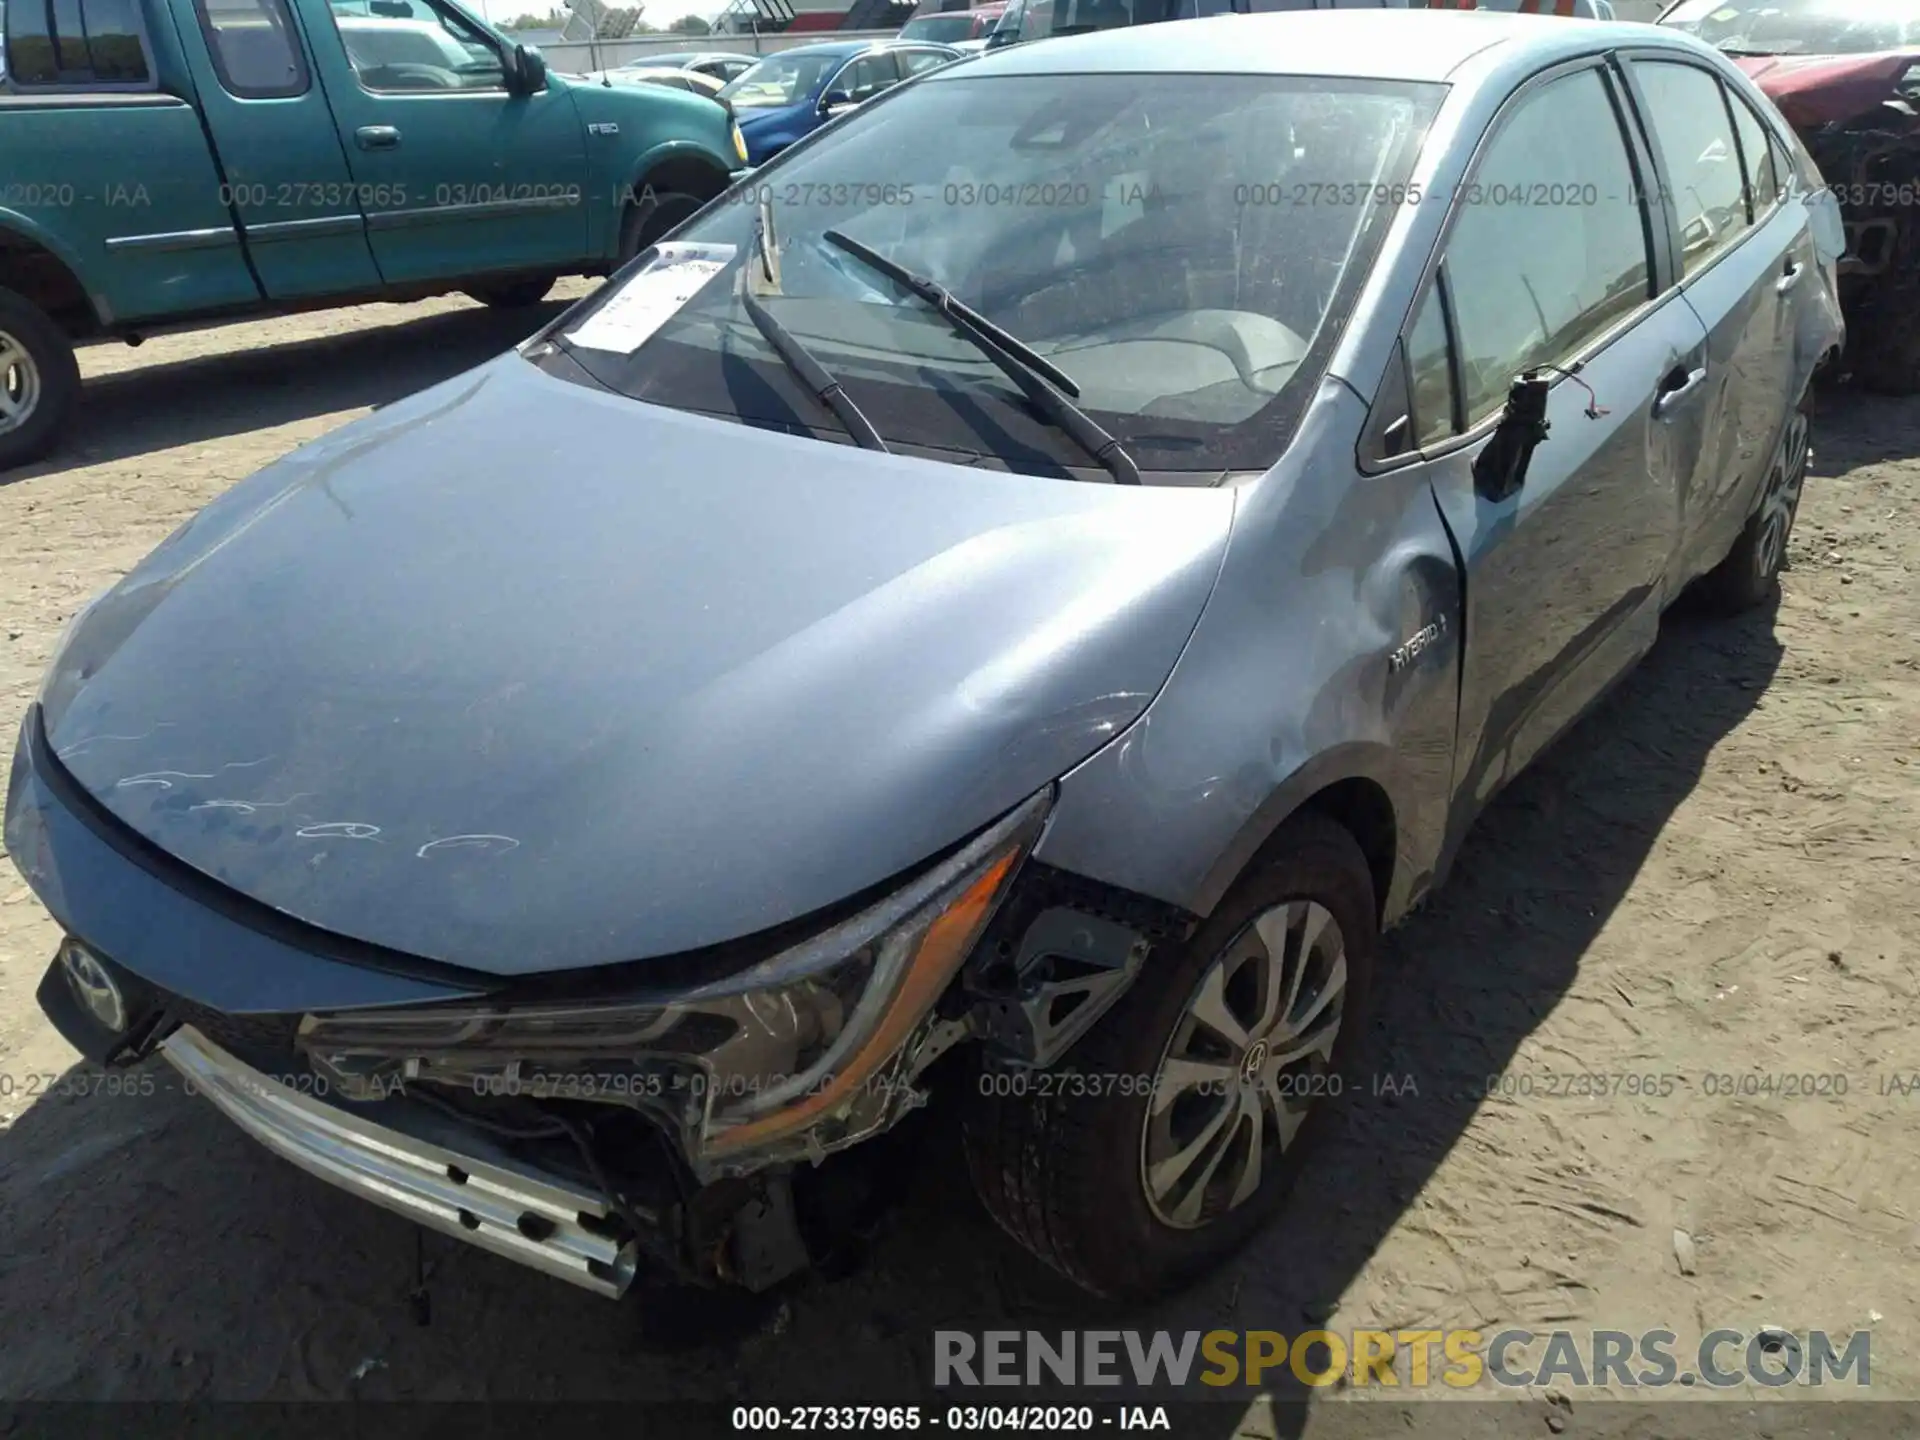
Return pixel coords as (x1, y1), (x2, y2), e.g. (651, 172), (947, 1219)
(0, 292), (1916, 1433)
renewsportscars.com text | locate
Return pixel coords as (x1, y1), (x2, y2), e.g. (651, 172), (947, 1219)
(933, 1328), (1871, 1390)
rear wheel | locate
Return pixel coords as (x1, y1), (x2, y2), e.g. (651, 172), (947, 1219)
(962, 813), (1377, 1299)
(1698, 389), (1812, 613)
(464, 276), (556, 309)
(0, 287), (80, 471)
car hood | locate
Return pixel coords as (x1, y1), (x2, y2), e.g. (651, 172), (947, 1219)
(40, 356), (1233, 977)
(1736, 49), (1920, 127)
(733, 101), (808, 130)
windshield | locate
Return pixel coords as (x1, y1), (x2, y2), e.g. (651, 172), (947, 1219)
(539, 72), (1439, 479)
(719, 51), (844, 106)
(901, 12), (981, 38)
(1661, 0), (1920, 54)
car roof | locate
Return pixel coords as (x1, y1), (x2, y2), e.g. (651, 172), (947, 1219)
(958, 9), (1706, 81)
(762, 37), (959, 59)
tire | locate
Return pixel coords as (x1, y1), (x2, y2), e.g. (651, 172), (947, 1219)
(463, 276), (556, 309)
(0, 286), (80, 471)
(962, 812), (1378, 1300)
(616, 189), (708, 267)
(1697, 389), (1812, 614)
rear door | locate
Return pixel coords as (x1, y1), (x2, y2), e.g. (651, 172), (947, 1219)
(1618, 52), (1805, 586)
(176, 0), (384, 299)
(301, 0), (587, 287)
(1378, 59), (1711, 814)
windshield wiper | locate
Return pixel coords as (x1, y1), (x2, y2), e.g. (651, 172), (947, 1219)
(739, 202), (889, 453)
(819, 228), (1141, 485)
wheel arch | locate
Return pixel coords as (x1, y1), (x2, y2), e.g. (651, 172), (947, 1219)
(1190, 744), (1404, 931)
(623, 143), (735, 210)
(0, 215), (102, 336)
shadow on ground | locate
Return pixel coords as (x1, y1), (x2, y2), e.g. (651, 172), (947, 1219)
(3, 300), (573, 482)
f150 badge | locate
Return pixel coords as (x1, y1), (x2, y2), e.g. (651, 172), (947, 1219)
(587, 122), (620, 136)
(1388, 613), (1448, 673)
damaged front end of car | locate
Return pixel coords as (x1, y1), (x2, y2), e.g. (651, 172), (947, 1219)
(139, 785), (1181, 1301)
(1755, 52), (1920, 388)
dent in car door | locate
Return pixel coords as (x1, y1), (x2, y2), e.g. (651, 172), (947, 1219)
(176, 0), (384, 299)
(302, 0), (587, 286)
(1620, 54), (1804, 588)
(1412, 63), (1710, 816)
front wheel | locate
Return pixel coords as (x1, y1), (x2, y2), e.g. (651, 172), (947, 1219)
(962, 813), (1377, 1299)
(1697, 389), (1811, 614)
(0, 287), (80, 471)
(616, 190), (708, 267)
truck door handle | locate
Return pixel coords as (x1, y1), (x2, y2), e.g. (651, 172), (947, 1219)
(1775, 258), (1804, 294)
(1653, 363), (1706, 418)
(356, 125), (401, 151)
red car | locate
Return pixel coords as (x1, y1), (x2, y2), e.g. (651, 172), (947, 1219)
(1663, 0), (1920, 389)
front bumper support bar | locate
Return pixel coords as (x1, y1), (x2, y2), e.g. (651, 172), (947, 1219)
(161, 1025), (638, 1298)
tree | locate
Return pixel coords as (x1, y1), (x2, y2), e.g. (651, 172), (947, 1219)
(669, 12), (712, 31)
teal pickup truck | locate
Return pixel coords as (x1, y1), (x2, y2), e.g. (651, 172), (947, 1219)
(0, 0), (749, 467)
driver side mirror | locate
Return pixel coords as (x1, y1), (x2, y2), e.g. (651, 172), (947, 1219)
(1473, 372), (1551, 502)
(504, 42), (547, 95)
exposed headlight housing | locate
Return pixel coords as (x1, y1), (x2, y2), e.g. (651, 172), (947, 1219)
(299, 789), (1051, 1179)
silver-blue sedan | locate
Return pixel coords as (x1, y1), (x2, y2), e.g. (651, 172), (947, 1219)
(10, 10), (1843, 1303)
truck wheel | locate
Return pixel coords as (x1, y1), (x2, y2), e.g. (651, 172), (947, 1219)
(616, 190), (707, 267)
(1698, 389), (1811, 614)
(961, 813), (1377, 1300)
(464, 277), (555, 309)
(0, 287), (80, 471)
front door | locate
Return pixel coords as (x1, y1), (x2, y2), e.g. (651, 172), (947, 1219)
(175, 0), (384, 300)
(303, 0), (587, 287)
(1409, 61), (1712, 816)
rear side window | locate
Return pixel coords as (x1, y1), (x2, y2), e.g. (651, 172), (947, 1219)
(1728, 90), (1783, 215)
(899, 47), (951, 75)
(195, 0), (309, 97)
(1443, 66), (1654, 425)
(1629, 59), (1751, 275)
(3, 0), (151, 85)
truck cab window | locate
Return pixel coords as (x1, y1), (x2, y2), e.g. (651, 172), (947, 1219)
(195, 0), (308, 98)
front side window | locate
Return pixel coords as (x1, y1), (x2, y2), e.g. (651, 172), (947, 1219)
(1444, 67), (1654, 426)
(196, 0), (306, 97)
(3, 0), (150, 85)
(539, 71), (1441, 478)
(721, 50), (843, 108)
(1406, 283), (1457, 447)
(830, 53), (897, 104)
(1630, 60), (1750, 276)
(327, 0), (503, 92)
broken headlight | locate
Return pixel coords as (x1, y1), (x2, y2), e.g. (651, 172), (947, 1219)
(297, 789), (1050, 1179)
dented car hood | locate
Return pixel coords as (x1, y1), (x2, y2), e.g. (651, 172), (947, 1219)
(38, 356), (1233, 976)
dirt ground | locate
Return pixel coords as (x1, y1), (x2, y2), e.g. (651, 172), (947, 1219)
(0, 289), (1916, 1432)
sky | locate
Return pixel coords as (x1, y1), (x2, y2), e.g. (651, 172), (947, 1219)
(470, 0), (729, 27)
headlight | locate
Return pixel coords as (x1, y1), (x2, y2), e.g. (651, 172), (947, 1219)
(298, 789), (1051, 1178)
(731, 121), (749, 164)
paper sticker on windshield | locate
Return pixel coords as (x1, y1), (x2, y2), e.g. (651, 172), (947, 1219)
(566, 242), (737, 354)
(1709, 7), (1737, 17)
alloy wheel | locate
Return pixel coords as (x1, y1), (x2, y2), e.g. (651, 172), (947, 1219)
(0, 328), (41, 436)
(1139, 901), (1348, 1229)
(1755, 407), (1811, 581)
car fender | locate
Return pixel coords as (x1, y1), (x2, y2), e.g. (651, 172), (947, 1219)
(0, 209), (104, 327)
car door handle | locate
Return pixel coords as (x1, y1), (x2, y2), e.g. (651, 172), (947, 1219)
(1653, 364), (1706, 418)
(1776, 259), (1804, 294)
(356, 125), (401, 151)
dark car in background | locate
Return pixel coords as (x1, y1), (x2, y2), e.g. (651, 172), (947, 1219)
(899, 1), (1008, 42)
(1662, 0), (1920, 388)
(983, 0), (1405, 50)
(719, 39), (960, 164)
